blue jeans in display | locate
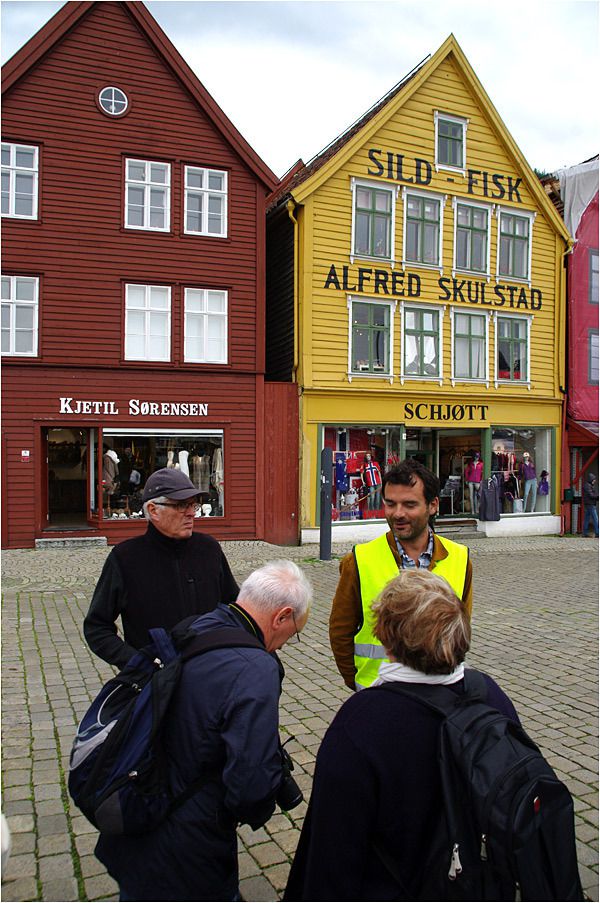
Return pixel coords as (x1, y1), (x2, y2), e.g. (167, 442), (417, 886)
(368, 486), (381, 510)
(523, 478), (537, 512)
(468, 481), (481, 516)
(583, 505), (599, 537)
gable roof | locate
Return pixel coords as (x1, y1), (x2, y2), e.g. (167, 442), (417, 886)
(2, 0), (278, 192)
(270, 34), (570, 243)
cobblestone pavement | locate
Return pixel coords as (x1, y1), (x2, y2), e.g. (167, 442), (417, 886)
(1, 534), (598, 901)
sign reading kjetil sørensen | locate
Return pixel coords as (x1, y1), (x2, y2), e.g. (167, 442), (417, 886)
(59, 398), (209, 416)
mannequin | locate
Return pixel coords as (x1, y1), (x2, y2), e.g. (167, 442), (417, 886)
(178, 449), (190, 477)
(166, 450), (175, 469)
(361, 453), (382, 511)
(519, 451), (537, 512)
(464, 452), (483, 516)
(102, 448), (120, 495)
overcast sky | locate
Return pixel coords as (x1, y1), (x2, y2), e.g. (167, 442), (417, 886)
(1, 0), (598, 177)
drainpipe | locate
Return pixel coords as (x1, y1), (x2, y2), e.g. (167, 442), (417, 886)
(286, 199), (299, 380)
(559, 240), (574, 534)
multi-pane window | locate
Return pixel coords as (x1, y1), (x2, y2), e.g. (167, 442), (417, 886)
(351, 301), (390, 374)
(435, 113), (467, 169)
(1, 275), (39, 356)
(498, 212), (530, 280)
(125, 284), (170, 361)
(1, 143), (38, 219)
(455, 203), (488, 273)
(184, 288), (228, 363)
(184, 167), (228, 237)
(405, 194), (441, 266)
(353, 184), (392, 259)
(589, 329), (599, 385)
(125, 159), (170, 231)
(497, 316), (528, 381)
(453, 312), (486, 380)
(590, 250), (599, 304)
(404, 307), (440, 378)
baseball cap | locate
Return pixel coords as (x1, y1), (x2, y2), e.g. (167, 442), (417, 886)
(142, 468), (200, 503)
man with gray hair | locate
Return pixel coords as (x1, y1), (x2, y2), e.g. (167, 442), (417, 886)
(84, 468), (238, 668)
(95, 560), (312, 902)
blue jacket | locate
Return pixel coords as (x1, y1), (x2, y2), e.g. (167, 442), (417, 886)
(96, 604), (283, 901)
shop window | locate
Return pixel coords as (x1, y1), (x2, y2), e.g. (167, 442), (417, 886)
(326, 426), (393, 523)
(125, 283), (171, 361)
(184, 288), (228, 363)
(589, 329), (599, 385)
(403, 190), (444, 268)
(351, 181), (394, 260)
(1, 274), (38, 356)
(497, 209), (533, 281)
(349, 299), (391, 376)
(452, 311), (487, 382)
(402, 304), (442, 381)
(99, 430), (225, 519)
(454, 201), (489, 274)
(125, 158), (170, 231)
(590, 250), (599, 304)
(184, 166), (228, 237)
(435, 112), (467, 170)
(491, 427), (551, 514)
(1, 142), (38, 219)
(496, 315), (529, 384)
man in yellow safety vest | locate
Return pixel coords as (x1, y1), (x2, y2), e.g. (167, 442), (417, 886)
(329, 458), (473, 690)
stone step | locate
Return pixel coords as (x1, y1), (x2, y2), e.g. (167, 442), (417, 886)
(35, 535), (108, 550)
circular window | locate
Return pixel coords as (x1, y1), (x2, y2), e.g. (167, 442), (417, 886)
(98, 86), (129, 117)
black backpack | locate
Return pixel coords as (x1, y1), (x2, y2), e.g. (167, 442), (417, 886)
(69, 623), (265, 836)
(376, 670), (583, 901)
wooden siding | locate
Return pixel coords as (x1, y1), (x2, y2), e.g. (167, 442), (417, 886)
(1, 1), (265, 373)
(295, 54), (564, 405)
(263, 382), (299, 544)
(2, 366), (262, 548)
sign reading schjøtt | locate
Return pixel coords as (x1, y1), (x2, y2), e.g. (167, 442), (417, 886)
(58, 397), (209, 417)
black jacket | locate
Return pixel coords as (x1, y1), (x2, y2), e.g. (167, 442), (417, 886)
(84, 523), (239, 668)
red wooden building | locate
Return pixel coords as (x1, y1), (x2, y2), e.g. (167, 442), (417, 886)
(1, 1), (299, 548)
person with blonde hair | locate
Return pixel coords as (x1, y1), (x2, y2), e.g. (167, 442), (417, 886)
(285, 569), (519, 902)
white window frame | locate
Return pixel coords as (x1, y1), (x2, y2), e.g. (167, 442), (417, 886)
(493, 311), (532, 389)
(125, 158), (170, 232)
(434, 112), (468, 174)
(496, 207), (536, 286)
(1, 142), (39, 219)
(347, 295), (396, 384)
(400, 301), (445, 385)
(125, 283), (171, 362)
(184, 166), (228, 238)
(1, 274), (39, 356)
(98, 86), (129, 116)
(184, 287), (228, 364)
(350, 178), (399, 265)
(452, 198), (492, 278)
(450, 308), (490, 387)
(402, 188), (446, 273)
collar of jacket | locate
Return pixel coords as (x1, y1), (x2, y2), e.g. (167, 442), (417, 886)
(226, 601), (265, 645)
(145, 520), (192, 557)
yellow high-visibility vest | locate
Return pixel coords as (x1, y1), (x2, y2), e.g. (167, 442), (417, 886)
(353, 533), (469, 689)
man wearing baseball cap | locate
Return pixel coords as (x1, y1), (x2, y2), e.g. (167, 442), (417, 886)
(84, 468), (239, 668)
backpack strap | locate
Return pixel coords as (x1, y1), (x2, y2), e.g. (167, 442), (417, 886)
(179, 627), (265, 661)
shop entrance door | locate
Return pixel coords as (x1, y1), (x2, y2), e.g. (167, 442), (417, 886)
(46, 428), (89, 529)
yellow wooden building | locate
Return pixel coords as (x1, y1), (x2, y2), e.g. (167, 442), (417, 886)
(266, 35), (571, 539)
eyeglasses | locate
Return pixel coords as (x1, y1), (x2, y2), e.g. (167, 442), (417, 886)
(152, 500), (200, 513)
(291, 611), (302, 644)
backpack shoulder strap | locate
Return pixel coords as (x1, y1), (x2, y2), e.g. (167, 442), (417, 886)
(180, 627), (265, 662)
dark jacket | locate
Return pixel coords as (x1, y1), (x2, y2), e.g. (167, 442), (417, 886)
(284, 672), (518, 902)
(84, 523), (239, 668)
(583, 478), (598, 507)
(96, 603), (284, 901)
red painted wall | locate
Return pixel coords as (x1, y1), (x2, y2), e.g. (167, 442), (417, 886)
(567, 191), (599, 421)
